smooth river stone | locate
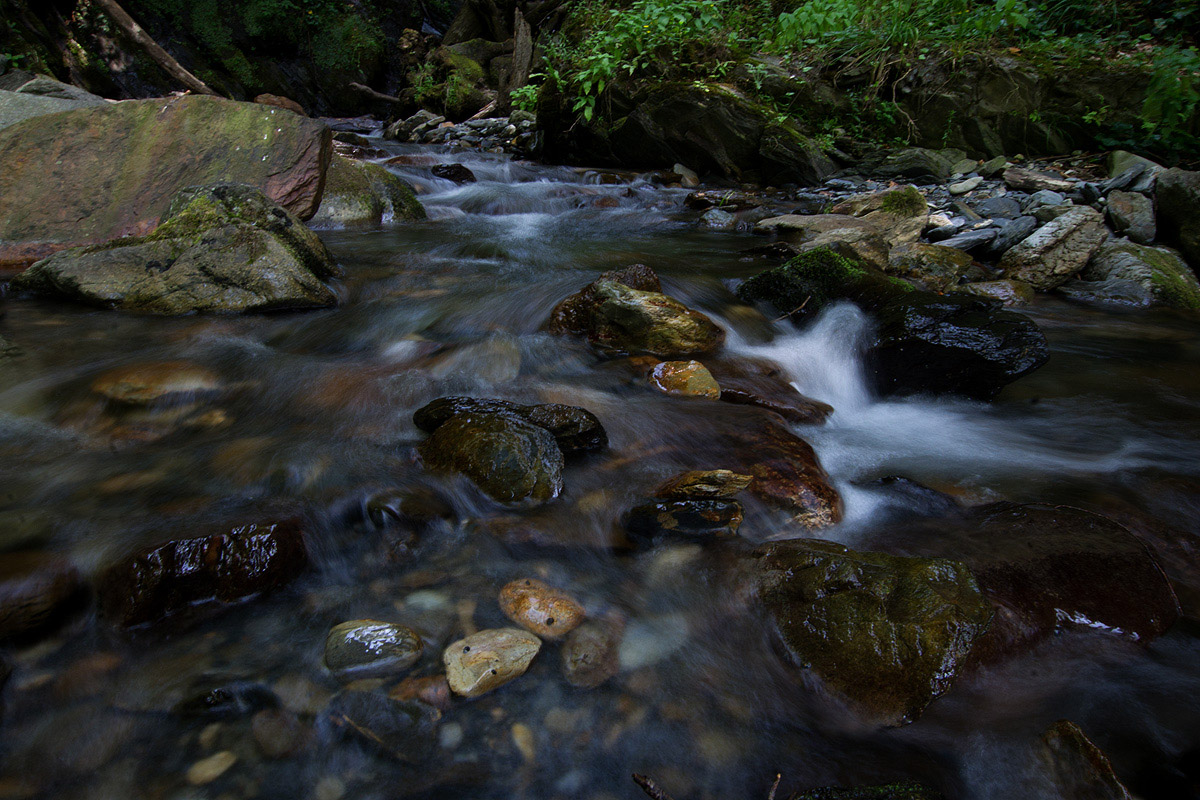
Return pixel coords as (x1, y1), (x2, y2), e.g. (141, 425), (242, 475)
(650, 360), (721, 398)
(499, 578), (585, 640)
(443, 628), (541, 697)
(654, 469), (753, 499)
(91, 361), (223, 405)
(324, 620), (424, 680)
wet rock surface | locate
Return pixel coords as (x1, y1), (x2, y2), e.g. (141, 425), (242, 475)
(1041, 720), (1133, 800)
(417, 410), (565, 505)
(323, 620), (424, 680)
(326, 691), (440, 763)
(498, 578), (585, 639)
(0, 552), (83, 640)
(14, 184), (340, 314)
(443, 627), (541, 697)
(880, 503), (1180, 662)
(585, 280), (726, 358)
(413, 396), (607, 458)
(624, 499), (745, 542)
(98, 518), (308, 627)
(0, 95), (331, 269)
(757, 539), (993, 726)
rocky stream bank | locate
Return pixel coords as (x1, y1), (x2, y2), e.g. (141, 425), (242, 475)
(0, 77), (1198, 800)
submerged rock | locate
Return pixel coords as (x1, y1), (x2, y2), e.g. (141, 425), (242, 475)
(327, 691), (439, 763)
(710, 358), (833, 425)
(98, 518), (308, 627)
(324, 620), (424, 680)
(418, 413), (564, 505)
(624, 499), (744, 541)
(999, 206), (1107, 290)
(888, 503), (1180, 662)
(0, 552), (83, 640)
(443, 627), (541, 697)
(91, 361), (223, 405)
(0, 95), (331, 270)
(649, 360), (721, 398)
(413, 396), (607, 457)
(562, 620), (622, 689)
(757, 539), (993, 726)
(586, 280), (725, 358)
(544, 264), (661, 336)
(499, 578), (585, 640)
(1041, 720), (1133, 800)
(654, 470), (754, 500)
(310, 155), (424, 227)
(15, 184), (339, 314)
(431, 163), (477, 183)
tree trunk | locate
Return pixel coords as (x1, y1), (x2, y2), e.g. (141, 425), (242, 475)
(92, 0), (216, 96)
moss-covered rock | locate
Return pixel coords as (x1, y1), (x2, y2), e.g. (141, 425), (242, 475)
(417, 413), (564, 506)
(1067, 240), (1200, 311)
(736, 247), (913, 319)
(0, 95), (332, 270)
(14, 184), (339, 314)
(587, 280), (726, 358)
(757, 539), (992, 726)
(310, 155), (424, 228)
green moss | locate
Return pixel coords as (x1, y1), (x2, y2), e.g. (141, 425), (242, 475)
(879, 185), (927, 217)
(738, 247), (912, 319)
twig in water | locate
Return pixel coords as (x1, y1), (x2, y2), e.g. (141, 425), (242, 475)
(633, 774), (676, 800)
(775, 296), (810, 321)
(768, 773), (782, 800)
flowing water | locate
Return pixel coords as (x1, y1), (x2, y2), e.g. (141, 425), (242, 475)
(1, 142), (1199, 800)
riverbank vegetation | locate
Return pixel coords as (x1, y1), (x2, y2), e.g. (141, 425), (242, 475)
(539, 0), (1200, 158)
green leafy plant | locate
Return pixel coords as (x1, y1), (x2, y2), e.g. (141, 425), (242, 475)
(509, 83), (539, 112)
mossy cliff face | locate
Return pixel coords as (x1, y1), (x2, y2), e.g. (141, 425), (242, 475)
(0, 95), (331, 270)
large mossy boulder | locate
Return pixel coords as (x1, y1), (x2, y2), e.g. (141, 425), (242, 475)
(757, 539), (993, 726)
(738, 249), (1049, 399)
(1061, 240), (1200, 311)
(417, 413), (564, 506)
(310, 155), (424, 227)
(0, 95), (332, 270)
(14, 184), (339, 314)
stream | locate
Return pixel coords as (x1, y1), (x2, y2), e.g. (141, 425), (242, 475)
(0, 141), (1198, 800)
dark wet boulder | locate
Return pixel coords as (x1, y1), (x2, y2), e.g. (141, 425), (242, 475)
(883, 503), (1179, 663)
(739, 249), (1049, 400)
(0, 552), (84, 640)
(867, 293), (1050, 400)
(413, 396), (607, 457)
(327, 691), (439, 763)
(0, 95), (331, 270)
(417, 413), (564, 505)
(545, 264), (661, 336)
(1066, 241), (1200, 311)
(624, 499), (744, 542)
(431, 163), (477, 183)
(14, 184), (340, 314)
(757, 539), (993, 726)
(98, 518), (308, 627)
